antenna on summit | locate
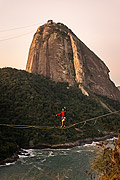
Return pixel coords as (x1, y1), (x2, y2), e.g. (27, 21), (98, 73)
(47, 20), (53, 24)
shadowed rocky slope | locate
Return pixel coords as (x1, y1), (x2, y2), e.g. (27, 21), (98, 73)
(26, 20), (120, 101)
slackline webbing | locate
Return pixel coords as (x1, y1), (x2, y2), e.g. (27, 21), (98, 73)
(0, 109), (120, 130)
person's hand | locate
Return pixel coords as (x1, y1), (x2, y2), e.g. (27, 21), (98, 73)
(56, 114), (57, 116)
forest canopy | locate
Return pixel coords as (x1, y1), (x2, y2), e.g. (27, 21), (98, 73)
(0, 67), (120, 161)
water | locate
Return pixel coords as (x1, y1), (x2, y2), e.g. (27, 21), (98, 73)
(0, 142), (99, 180)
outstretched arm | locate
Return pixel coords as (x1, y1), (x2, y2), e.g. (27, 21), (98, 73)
(56, 112), (62, 116)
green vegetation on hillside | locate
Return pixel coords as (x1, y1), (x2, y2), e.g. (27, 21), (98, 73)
(90, 134), (120, 180)
(0, 67), (120, 161)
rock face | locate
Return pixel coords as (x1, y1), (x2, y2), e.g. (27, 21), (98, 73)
(26, 20), (120, 101)
(118, 86), (120, 91)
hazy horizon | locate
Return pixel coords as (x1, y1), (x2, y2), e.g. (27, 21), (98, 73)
(0, 0), (120, 86)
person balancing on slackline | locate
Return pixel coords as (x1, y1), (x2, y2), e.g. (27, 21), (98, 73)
(56, 107), (66, 128)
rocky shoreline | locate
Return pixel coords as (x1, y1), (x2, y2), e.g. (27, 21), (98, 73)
(0, 153), (19, 166)
(0, 148), (30, 166)
(0, 133), (118, 166)
(32, 132), (118, 149)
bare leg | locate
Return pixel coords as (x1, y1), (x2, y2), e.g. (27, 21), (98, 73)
(63, 120), (65, 127)
(62, 120), (64, 127)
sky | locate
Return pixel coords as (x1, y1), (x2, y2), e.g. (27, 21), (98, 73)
(0, 0), (120, 86)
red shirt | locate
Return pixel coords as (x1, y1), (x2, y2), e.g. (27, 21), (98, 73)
(57, 109), (66, 117)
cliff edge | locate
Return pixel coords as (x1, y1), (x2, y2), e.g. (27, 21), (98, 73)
(26, 20), (120, 101)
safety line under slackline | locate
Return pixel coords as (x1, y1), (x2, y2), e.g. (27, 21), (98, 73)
(0, 109), (120, 130)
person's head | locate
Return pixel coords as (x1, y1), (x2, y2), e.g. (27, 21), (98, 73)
(62, 108), (64, 111)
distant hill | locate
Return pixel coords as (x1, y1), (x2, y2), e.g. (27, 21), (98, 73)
(26, 20), (120, 101)
(0, 67), (120, 161)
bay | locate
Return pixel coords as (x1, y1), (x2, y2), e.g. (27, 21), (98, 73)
(0, 142), (98, 180)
